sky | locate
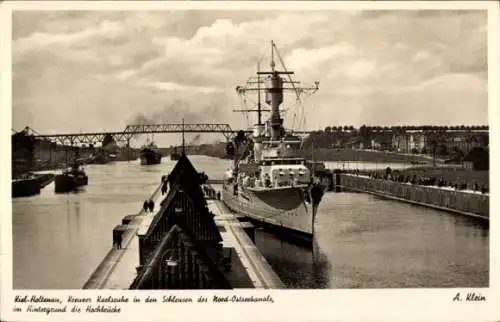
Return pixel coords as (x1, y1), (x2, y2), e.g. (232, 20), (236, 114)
(11, 9), (488, 145)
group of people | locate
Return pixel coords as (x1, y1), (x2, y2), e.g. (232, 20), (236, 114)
(262, 172), (304, 188)
(143, 199), (155, 213)
(161, 182), (169, 195)
(238, 171), (306, 189)
(112, 230), (123, 250)
(160, 175), (170, 195)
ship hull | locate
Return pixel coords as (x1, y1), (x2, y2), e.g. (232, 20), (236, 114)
(140, 149), (162, 165)
(12, 176), (41, 198)
(12, 173), (55, 198)
(140, 156), (162, 165)
(222, 183), (317, 245)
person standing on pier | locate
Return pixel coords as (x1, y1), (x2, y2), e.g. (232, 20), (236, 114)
(116, 232), (122, 249)
(148, 200), (155, 213)
(113, 231), (118, 249)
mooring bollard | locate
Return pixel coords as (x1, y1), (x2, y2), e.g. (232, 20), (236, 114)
(122, 214), (136, 225)
(334, 169), (341, 193)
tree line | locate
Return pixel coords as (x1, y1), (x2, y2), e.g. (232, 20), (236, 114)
(323, 125), (489, 133)
(301, 124), (489, 154)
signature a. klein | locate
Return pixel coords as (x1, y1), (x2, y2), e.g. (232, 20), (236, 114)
(453, 292), (486, 302)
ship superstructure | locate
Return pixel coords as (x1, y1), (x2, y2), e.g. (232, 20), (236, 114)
(222, 41), (324, 244)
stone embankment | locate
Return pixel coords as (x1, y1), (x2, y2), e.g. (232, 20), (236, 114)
(337, 174), (489, 220)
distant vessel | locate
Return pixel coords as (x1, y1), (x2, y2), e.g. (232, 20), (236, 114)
(87, 149), (115, 164)
(222, 41), (324, 245)
(54, 162), (88, 193)
(170, 147), (181, 161)
(140, 142), (162, 165)
(170, 119), (187, 161)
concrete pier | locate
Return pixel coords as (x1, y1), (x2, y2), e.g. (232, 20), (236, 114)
(208, 200), (284, 288)
(82, 182), (164, 289)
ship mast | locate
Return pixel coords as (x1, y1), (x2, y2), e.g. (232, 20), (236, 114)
(259, 40), (291, 140)
(181, 118), (185, 154)
(234, 40), (320, 140)
(257, 61), (262, 126)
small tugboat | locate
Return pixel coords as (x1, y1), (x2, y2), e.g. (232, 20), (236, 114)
(12, 174), (41, 197)
(12, 173), (57, 198)
(54, 162), (88, 193)
(140, 141), (162, 165)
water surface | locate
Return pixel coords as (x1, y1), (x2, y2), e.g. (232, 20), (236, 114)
(12, 156), (488, 289)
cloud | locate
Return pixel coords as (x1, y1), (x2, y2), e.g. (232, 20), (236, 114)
(285, 44), (357, 70)
(137, 80), (223, 94)
(14, 20), (124, 53)
(12, 9), (488, 140)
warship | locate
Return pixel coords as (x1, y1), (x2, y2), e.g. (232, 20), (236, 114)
(222, 41), (325, 244)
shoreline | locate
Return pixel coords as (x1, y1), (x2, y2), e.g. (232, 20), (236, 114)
(185, 148), (441, 164)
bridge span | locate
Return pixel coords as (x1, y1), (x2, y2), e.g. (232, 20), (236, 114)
(31, 123), (312, 146)
(34, 123), (235, 145)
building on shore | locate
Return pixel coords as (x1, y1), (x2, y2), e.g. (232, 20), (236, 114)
(12, 128), (35, 176)
(391, 130), (488, 155)
(391, 131), (426, 153)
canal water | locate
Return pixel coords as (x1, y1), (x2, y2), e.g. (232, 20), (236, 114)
(12, 156), (489, 289)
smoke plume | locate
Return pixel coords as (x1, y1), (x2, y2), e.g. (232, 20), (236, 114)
(128, 96), (231, 126)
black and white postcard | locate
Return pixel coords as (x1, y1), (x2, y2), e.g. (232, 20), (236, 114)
(1, 1), (498, 322)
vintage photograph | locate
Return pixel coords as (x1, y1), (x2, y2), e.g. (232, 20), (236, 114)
(9, 7), (489, 292)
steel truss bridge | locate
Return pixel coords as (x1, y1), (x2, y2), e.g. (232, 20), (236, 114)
(31, 123), (312, 146)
